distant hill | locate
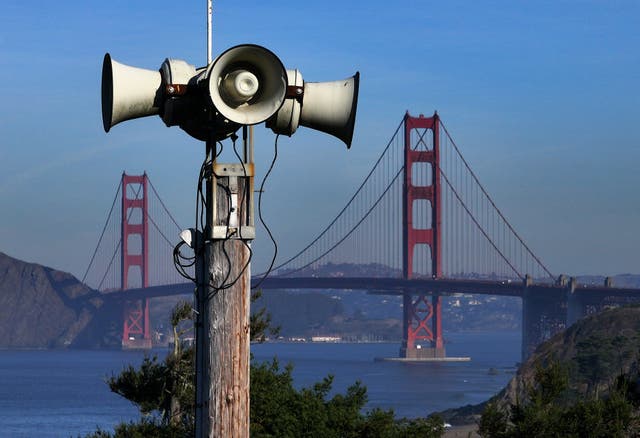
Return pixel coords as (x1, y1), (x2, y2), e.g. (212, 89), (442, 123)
(3, 252), (637, 349)
(576, 273), (640, 288)
(0, 252), (120, 348)
(253, 290), (402, 341)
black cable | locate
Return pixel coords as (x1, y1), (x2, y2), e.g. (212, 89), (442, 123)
(174, 137), (255, 301)
(265, 117), (404, 273)
(172, 152), (211, 288)
(208, 183), (235, 297)
(231, 137), (252, 238)
(204, 137), (253, 298)
(173, 241), (197, 282)
(252, 134), (280, 289)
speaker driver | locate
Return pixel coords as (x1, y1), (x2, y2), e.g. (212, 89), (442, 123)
(207, 44), (287, 125)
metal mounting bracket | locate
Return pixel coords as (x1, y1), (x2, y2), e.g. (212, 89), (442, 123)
(210, 162), (255, 240)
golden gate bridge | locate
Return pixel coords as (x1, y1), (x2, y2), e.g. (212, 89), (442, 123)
(81, 112), (640, 360)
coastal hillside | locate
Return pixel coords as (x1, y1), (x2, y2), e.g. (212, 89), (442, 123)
(498, 305), (640, 406)
(442, 304), (640, 425)
(0, 252), (115, 348)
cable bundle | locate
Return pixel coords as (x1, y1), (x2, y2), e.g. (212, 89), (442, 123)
(173, 135), (280, 300)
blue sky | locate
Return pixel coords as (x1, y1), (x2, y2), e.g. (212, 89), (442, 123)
(0, 0), (638, 278)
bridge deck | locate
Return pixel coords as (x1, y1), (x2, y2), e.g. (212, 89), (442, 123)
(82, 277), (640, 301)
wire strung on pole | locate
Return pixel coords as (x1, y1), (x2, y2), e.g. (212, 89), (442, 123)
(173, 135), (263, 299)
(263, 118), (405, 274)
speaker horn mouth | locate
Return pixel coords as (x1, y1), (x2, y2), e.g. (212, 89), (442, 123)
(207, 44), (287, 125)
(343, 71), (360, 149)
(100, 54), (162, 132)
(101, 53), (114, 133)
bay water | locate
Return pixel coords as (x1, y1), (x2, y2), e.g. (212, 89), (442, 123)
(0, 331), (519, 437)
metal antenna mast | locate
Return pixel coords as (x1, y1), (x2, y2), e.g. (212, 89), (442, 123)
(207, 0), (213, 63)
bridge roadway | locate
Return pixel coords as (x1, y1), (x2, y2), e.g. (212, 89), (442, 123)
(83, 277), (640, 302)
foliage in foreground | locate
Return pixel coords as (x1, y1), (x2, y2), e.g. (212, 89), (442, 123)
(478, 361), (640, 437)
(86, 351), (444, 438)
(251, 358), (444, 438)
(86, 295), (444, 437)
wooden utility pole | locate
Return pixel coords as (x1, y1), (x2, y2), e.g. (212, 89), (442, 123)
(195, 129), (254, 438)
(196, 239), (251, 437)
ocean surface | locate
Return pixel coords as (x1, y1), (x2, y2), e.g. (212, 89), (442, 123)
(0, 331), (520, 437)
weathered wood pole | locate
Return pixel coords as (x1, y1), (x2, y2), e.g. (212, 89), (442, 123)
(195, 160), (252, 438)
(204, 239), (251, 437)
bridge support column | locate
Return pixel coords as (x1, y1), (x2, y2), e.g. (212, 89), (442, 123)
(400, 292), (445, 358)
(401, 112), (446, 359)
(121, 173), (152, 350)
(521, 275), (567, 361)
(566, 277), (587, 327)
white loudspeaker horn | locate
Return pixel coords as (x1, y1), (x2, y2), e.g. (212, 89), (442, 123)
(101, 53), (162, 132)
(267, 70), (359, 148)
(206, 44), (288, 125)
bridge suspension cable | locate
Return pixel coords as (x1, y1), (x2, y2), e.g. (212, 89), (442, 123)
(439, 167), (521, 278)
(98, 182), (143, 290)
(83, 174), (188, 291)
(277, 166), (405, 277)
(148, 177), (182, 231)
(268, 114), (553, 282)
(264, 118), (405, 275)
(82, 179), (121, 284)
(440, 121), (554, 280)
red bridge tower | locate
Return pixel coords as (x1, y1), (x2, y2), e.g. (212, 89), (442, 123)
(400, 112), (445, 359)
(121, 172), (152, 349)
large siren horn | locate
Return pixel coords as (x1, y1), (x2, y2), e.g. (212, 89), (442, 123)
(101, 53), (163, 132)
(267, 69), (360, 148)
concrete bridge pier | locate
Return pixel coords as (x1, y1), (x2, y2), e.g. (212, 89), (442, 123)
(521, 275), (567, 361)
